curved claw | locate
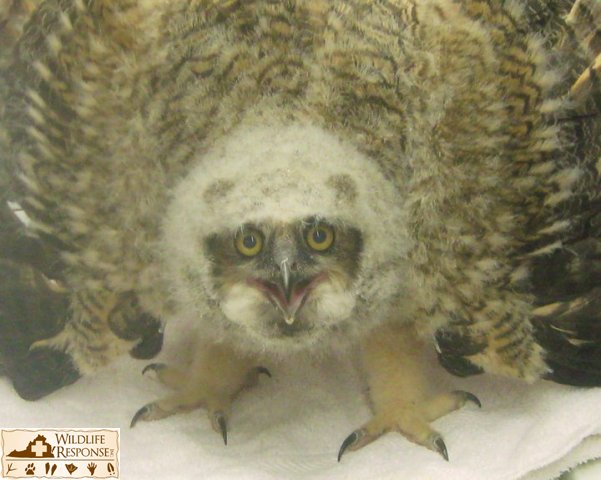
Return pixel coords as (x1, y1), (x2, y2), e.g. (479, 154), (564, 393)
(256, 366), (272, 378)
(433, 435), (449, 462)
(130, 404), (151, 428)
(454, 390), (482, 408)
(142, 363), (166, 376)
(337, 429), (365, 462)
(213, 412), (228, 446)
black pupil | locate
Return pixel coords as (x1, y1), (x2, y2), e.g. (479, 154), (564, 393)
(243, 234), (257, 249)
(312, 228), (327, 244)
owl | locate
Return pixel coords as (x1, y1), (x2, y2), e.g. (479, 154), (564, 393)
(0, 0), (600, 462)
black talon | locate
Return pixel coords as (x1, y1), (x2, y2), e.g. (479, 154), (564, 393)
(142, 363), (166, 376)
(433, 436), (449, 462)
(337, 429), (363, 462)
(455, 390), (482, 408)
(130, 404), (151, 428)
(256, 366), (272, 378)
(216, 413), (228, 445)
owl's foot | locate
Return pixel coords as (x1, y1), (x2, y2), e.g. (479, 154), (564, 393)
(337, 390), (480, 461)
(0, 259), (80, 400)
(1, 213), (162, 399)
(127, 315), (164, 360)
(30, 290), (162, 375)
(346, 321), (481, 461)
(130, 343), (268, 445)
(130, 397), (232, 444)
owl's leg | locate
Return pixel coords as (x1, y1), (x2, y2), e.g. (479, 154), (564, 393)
(30, 291), (141, 372)
(19, 290), (162, 400)
(338, 322), (480, 462)
(130, 342), (270, 444)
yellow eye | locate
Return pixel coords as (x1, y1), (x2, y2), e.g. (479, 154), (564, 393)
(306, 224), (335, 252)
(235, 229), (264, 257)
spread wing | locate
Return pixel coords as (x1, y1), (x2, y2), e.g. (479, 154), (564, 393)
(436, 0), (601, 386)
(1, 0), (44, 193)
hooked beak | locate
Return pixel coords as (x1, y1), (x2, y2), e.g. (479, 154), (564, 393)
(280, 258), (292, 300)
(248, 261), (325, 326)
(275, 258), (303, 325)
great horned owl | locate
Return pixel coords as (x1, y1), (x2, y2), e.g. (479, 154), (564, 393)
(1, 0), (600, 462)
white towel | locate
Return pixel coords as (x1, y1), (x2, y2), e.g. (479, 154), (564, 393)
(1, 343), (600, 480)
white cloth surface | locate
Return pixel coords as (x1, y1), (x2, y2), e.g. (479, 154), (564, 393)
(524, 436), (601, 480)
(570, 458), (601, 479)
(1, 345), (600, 480)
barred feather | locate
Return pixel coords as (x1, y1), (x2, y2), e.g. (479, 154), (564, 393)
(436, 0), (601, 383)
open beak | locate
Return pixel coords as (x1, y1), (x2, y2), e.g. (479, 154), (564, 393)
(249, 261), (324, 326)
(275, 258), (305, 325)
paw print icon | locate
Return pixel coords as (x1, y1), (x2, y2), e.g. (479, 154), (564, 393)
(25, 463), (35, 475)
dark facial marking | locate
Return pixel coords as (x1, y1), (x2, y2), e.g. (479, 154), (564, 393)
(326, 174), (358, 204)
(319, 223), (363, 280)
(203, 179), (236, 205)
(300, 218), (362, 262)
(204, 219), (363, 292)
